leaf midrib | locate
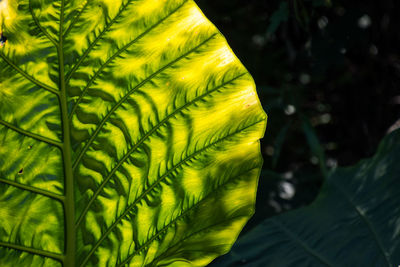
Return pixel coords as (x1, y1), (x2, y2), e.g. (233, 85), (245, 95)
(58, 1), (76, 266)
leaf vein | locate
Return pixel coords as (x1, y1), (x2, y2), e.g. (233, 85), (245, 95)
(65, 0), (138, 82)
(329, 178), (392, 266)
(62, 0), (89, 38)
(68, 0), (189, 116)
(149, 214), (247, 265)
(0, 119), (63, 148)
(28, 0), (59, 48)
(270, 218), (335, 267)
(0, 178), (64, 202)
(78, 119), (263, 266)
(71, 33), (218, 170)
(74, 71), (246, 227)
(0, 54), (59, 95)
(117, 166), (260, 266)
(0, 241), (64, 262)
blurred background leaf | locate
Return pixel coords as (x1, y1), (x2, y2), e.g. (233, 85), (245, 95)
(210, 129), (400, 266)
(266, 2), (289, 36)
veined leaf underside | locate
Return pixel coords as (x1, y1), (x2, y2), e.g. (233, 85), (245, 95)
(0, 0), (267, 266)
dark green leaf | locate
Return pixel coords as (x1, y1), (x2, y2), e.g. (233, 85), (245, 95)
(212, 129), (400, 267)
(266, 2), (289, 35)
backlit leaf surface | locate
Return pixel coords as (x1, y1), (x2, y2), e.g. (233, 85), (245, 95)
(0, 0), (266, 266)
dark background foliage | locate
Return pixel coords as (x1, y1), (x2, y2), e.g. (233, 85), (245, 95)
(196, 0), (400, 240)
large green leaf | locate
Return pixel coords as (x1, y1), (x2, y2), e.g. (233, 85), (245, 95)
(0, 0), (266, 266)
(212, 130), (400, 266)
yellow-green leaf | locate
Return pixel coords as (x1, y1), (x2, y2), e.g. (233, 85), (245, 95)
(0, 0), (267, 266)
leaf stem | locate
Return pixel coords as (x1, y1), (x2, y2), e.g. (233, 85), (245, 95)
(58, 1), (75, 266)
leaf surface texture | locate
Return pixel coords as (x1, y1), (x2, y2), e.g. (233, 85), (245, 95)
(0, 0), (266, 266)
